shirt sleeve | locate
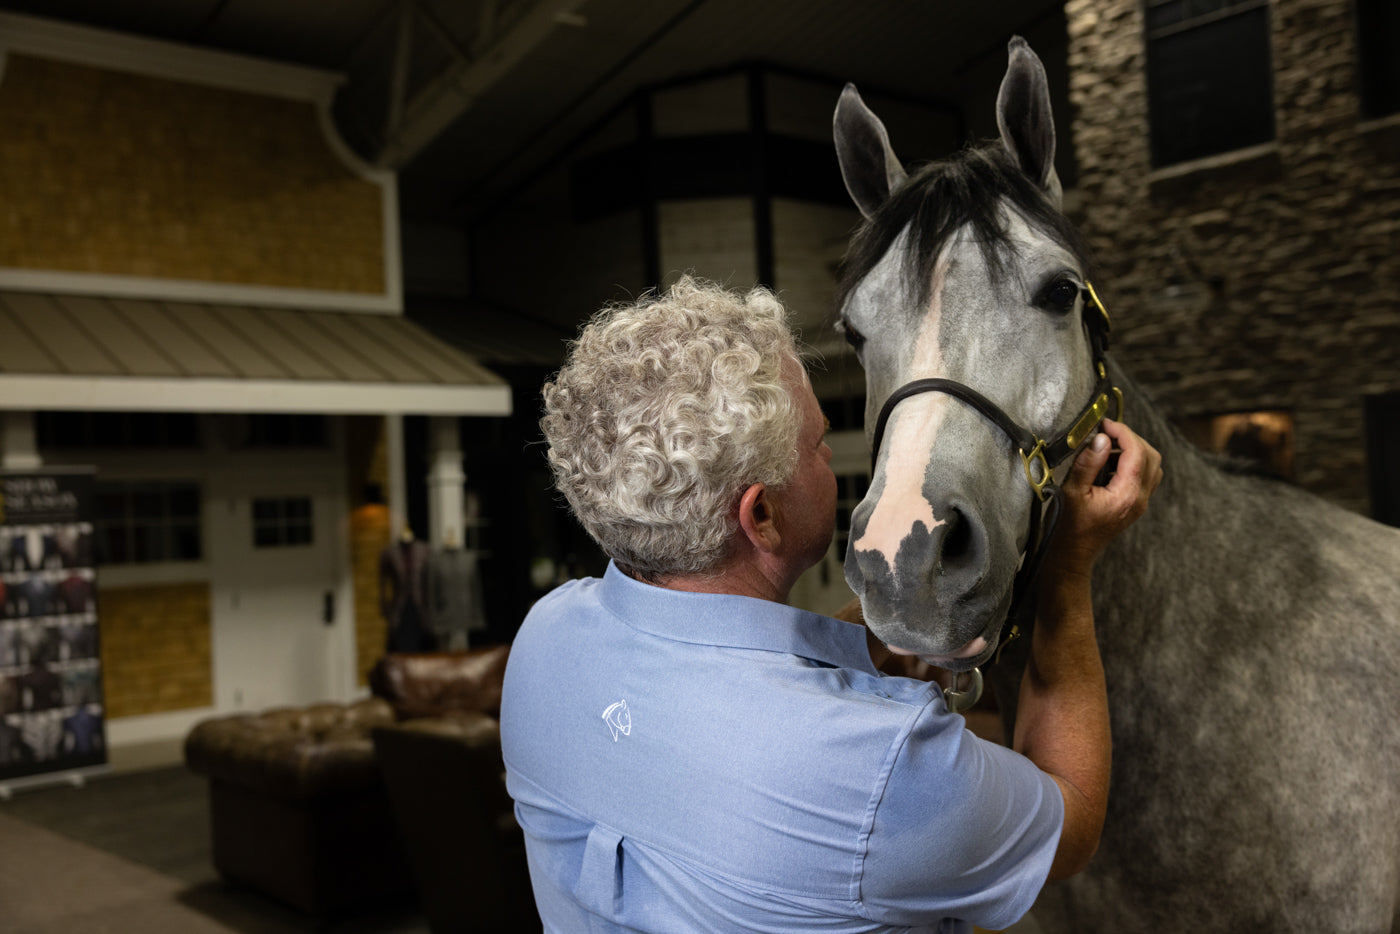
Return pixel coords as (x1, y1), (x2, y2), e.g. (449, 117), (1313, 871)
(858, 699), (1063, 931)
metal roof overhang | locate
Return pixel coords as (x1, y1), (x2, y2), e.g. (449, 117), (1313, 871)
(0, 291), (512, 416)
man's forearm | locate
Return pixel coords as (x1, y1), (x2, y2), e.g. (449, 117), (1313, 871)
(1012, 570), (1111, 882)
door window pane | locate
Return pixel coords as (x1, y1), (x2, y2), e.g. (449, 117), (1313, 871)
(251, 497), (315, 549)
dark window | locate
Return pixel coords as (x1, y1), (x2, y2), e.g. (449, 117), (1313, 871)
(1365, 394), (1400, 527)
(1357, 0), (1400, 118)
(36, 412), (200, 449)
(239, 415), (328, 449)
(95, 481), (202, 564)
(249, 415), (327, 448)
(1145, 0), (1275, 167)
(252, 497), (314, 548)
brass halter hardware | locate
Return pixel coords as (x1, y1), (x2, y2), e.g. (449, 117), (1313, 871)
(1021, 440), (1053, 503)
(1065, 387), (1125, 452)
(1085, 279), (1111, 333)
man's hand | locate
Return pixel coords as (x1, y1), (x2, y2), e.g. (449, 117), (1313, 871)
(1043, 419), (1163, 582)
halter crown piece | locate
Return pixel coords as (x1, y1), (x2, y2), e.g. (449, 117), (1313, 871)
(868, 282), (1122, 712)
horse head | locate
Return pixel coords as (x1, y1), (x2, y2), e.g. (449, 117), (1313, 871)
(833, 37), (1109, 671)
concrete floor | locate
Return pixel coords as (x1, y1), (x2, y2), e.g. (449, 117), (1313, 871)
(0, 764), (429, 933)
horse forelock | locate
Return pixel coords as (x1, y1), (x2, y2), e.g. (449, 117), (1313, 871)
(834, 141), (1091, 320)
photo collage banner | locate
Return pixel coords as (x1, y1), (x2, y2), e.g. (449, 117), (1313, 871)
(0, 469), (104, 782)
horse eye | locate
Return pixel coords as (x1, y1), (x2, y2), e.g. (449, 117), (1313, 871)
(1041, 278), (1081, 314)
(839, 320), (866, 351)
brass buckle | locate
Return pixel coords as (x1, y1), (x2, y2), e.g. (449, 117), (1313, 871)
(1021, 440), (1053, 502)
(1066, 392), (1113, 452)
(994, 624), (1021, 665)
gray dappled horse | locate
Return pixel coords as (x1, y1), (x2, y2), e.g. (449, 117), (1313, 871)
(833, 36), (1400, 933)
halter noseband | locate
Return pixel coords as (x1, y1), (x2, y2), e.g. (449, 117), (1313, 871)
(866, 282), (1121, 711)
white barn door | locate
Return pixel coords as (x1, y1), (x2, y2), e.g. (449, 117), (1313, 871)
(208, 464), (354, 712)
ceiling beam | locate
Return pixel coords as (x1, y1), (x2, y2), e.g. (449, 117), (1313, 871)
(375, 0), (588, 169)
(383, 1), (417, 146)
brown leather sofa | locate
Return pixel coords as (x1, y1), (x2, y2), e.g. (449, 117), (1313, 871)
(183, 645), (523, 920)
(368, 643), (509, 720)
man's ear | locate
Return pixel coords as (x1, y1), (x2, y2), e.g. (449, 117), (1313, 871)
(737, 483), (781, 553)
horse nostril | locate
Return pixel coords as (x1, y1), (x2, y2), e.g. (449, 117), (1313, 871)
(941, 507), (976, 568)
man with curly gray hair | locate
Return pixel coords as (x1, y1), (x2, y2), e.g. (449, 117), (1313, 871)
(502, 277), (1161, 933)
(539, 275), (823, 587)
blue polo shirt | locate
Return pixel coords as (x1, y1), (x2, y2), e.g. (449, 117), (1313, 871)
(501, 563), (1061, 933)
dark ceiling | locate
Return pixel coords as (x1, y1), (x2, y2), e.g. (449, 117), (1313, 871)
(0, 0), (1068, 226)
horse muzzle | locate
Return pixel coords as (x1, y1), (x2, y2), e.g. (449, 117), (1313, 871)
(885, 635), (998, 675)
(843, 493), (1015, 671)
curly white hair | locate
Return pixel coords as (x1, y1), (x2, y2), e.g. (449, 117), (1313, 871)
(541, 276), (804, 579)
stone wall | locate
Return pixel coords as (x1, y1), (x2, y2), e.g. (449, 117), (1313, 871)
(1065, 0), (1400, 514)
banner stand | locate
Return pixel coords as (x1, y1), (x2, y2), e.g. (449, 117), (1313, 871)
(0, 468), (108, 788)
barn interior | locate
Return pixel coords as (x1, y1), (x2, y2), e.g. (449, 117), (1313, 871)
(0, 0), (1396, 930)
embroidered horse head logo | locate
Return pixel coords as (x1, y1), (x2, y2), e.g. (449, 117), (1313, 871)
(601, 699), (631, 741)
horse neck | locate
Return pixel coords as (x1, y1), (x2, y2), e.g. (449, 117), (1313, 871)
(1091, 356), (1233, 608)
(1104, 357), (1215, 491)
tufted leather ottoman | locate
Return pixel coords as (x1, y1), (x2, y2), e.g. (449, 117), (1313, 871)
(183, 697), (415, 916)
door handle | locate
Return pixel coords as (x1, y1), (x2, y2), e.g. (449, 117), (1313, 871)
(322, 591), (335, 624)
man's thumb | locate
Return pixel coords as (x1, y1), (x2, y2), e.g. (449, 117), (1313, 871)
(1066, 431), (1112, 491)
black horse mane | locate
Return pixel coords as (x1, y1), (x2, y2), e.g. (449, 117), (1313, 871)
(835, 141), (1094, 315)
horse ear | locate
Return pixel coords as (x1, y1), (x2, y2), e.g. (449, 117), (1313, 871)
(996, 36), (1063, 207)
(834, 83), (908, 219)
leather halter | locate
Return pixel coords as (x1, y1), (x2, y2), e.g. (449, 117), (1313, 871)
(865, 282), (1121, 710)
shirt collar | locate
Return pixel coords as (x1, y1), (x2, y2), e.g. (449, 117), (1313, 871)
(597, 561), (879, 676)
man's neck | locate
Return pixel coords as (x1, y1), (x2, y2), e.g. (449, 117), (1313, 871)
(640, 558), (792, 605)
